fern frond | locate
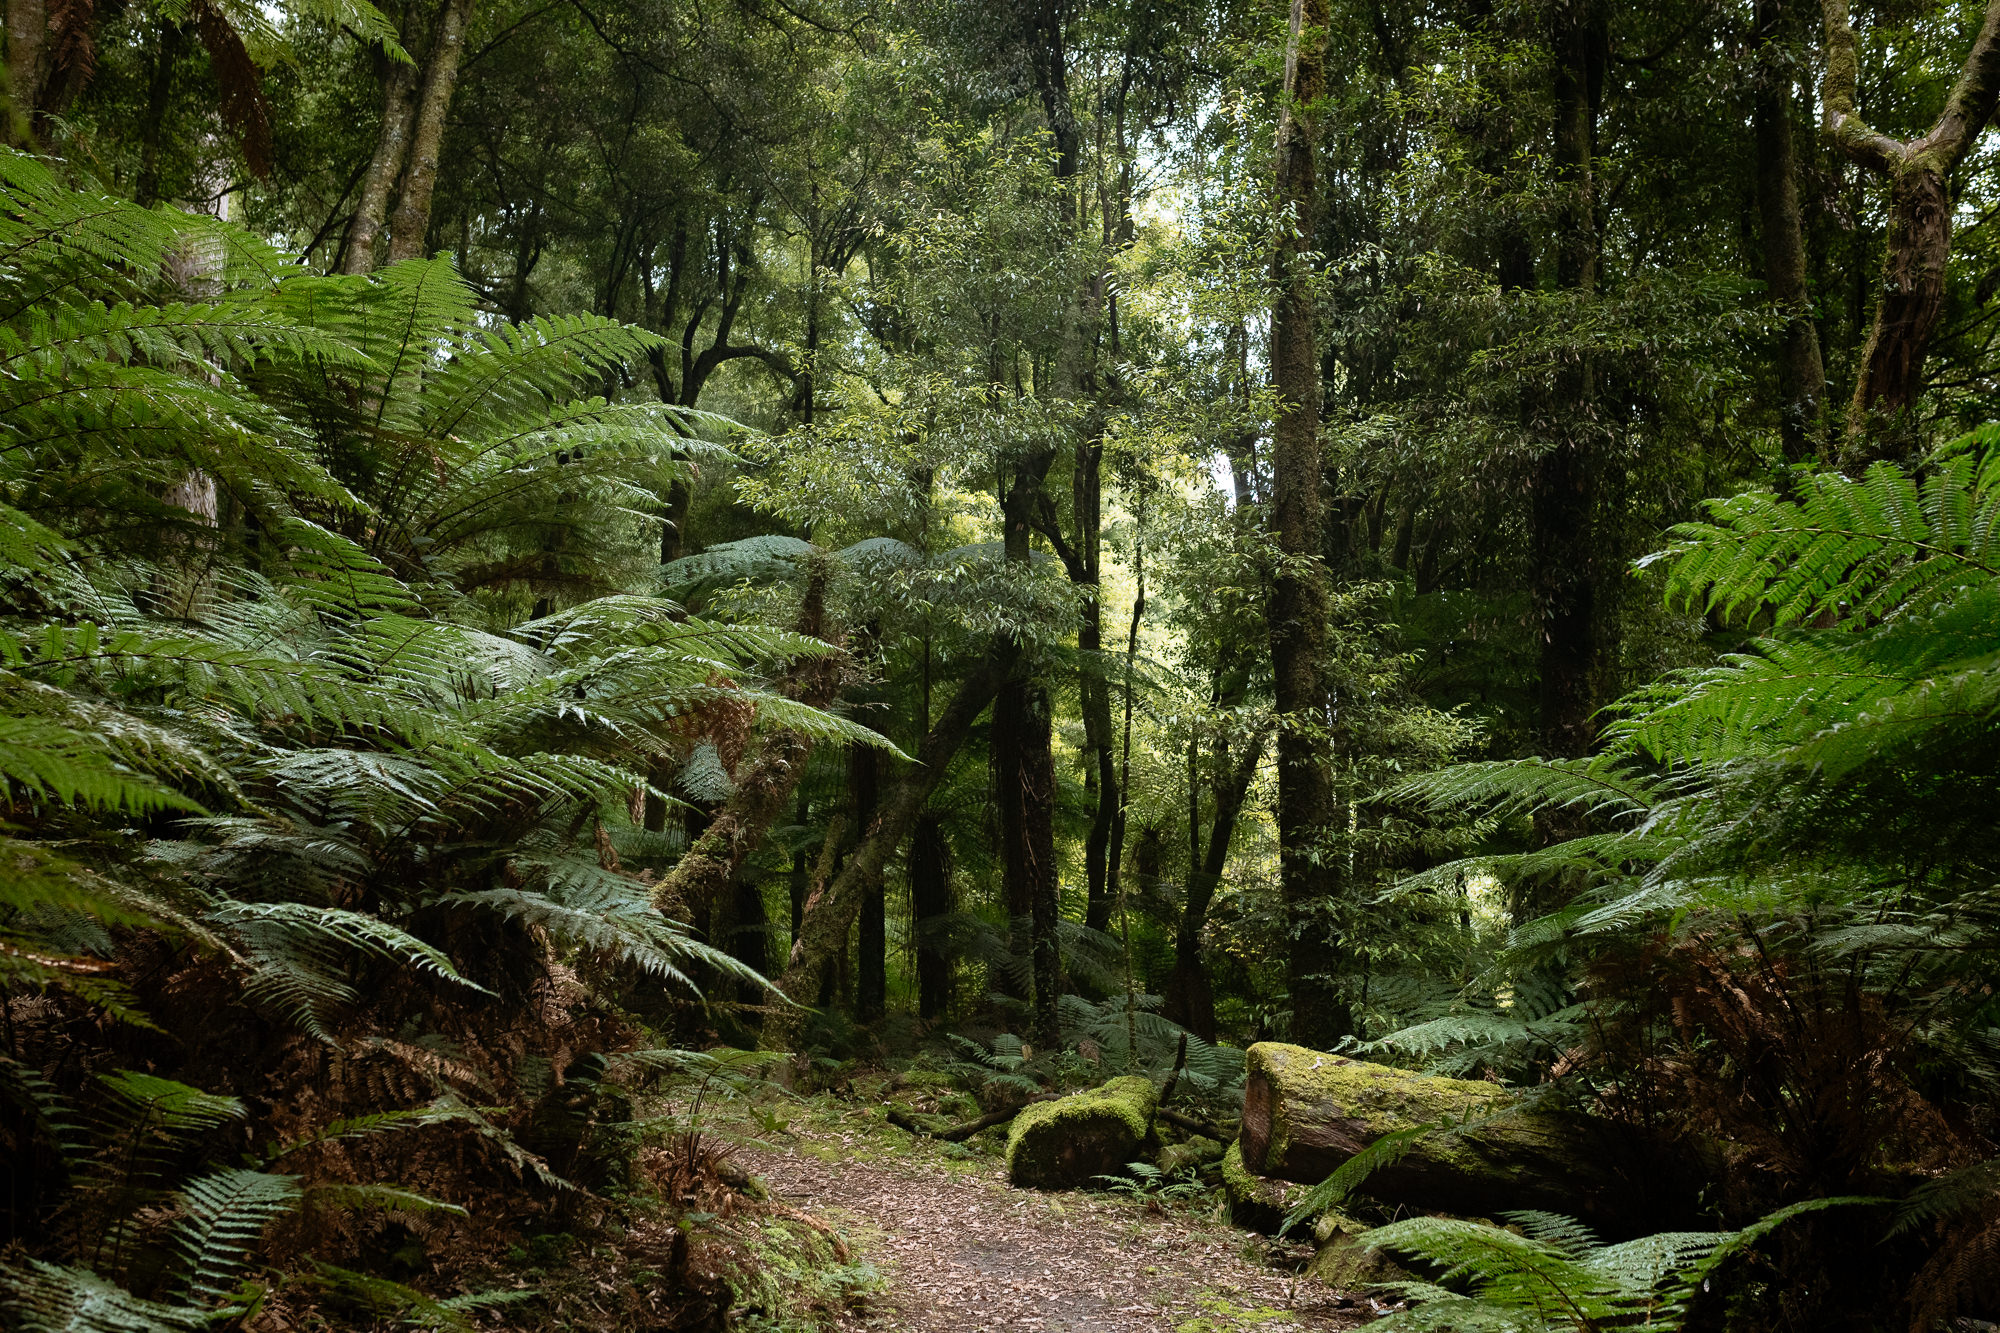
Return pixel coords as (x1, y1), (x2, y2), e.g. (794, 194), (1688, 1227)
(168, 1168), (302, 1303)
(0, 1260), (201, 1333)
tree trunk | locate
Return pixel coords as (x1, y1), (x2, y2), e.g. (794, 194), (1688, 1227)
(1268, 0), (1345, 1049)
(788, 793), (809, 942)
(5, 0), (47, 146)
(1077, 439), (1118, 937)
(1240, 1044), (1709, 1232)
(728, 875), (769, 1010)
(1820, 0), (2000, 464)
(1843, 166), (1951, 456)
(996, 460), (1062, 1050)
(649, 562), (839, 916)
(767, 651), (1008, 1047)
(343, 51), (419, 275)
(910, 810), (954, 1021)
(1531, 3), (1603, 764)
(384, 0), (474, 265)
(995, 667), (1060, 1050)
(1165, 728), (1265, 1041)
(134, 23), (187, 207)
(852, 741), (885, 1021)
(1754, 0), (1827, 465)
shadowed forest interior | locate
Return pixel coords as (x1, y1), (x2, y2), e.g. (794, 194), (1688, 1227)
(3, 0), (2000, 1326)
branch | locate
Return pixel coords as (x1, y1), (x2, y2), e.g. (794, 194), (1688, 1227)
(1820, 0), (1905, 175)
(1029, 490), (1089, 584)
(766, 647), (1010, 1044)
(1916, 0), (2000, 175)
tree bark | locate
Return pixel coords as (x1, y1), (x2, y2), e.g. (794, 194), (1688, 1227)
(1268, 0), (1345, 1049)
(851, 741), (885, 1021)
(1820, 0), (2000, 464)
(343, 49), (420, 275)
(383, 0), (474, 264)
(1165, 726), (1266, 1041)
(649, 561), (840, 915)
(134, 23), (187, 207)
(910, 810), (954, 1021)
(995, 663), (1060, 1049)
(997, 458), (1062, 1050)
(1754, 0), (1827, 465)
(767, 651), (1008, 1047)
(1531, 3), (1603, 764)
(1077, 439), (1118, 937)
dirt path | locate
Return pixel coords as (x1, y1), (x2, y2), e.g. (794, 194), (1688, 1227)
(737, 1138), (1367, 1332)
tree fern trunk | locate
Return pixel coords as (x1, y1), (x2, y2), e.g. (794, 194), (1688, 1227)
(851, 741), (885, 1021)
(1754, 0), (1827, 465)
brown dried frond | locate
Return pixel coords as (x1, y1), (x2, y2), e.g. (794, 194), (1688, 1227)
(1908, 1203), (2000, 1332)
(190, 0), (271, 176)
(46, 0), (96, 87)
(640, 1132), (748, 1218)
(1585, 927), (1968, 1197)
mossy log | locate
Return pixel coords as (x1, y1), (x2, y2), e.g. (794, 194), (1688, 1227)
(1220, 1139), (1301, 1233)
(1156, 1134), (1225, 1177)
(1240, 1043), (1690, 1229)
(1005, 1076), (1157, 1189)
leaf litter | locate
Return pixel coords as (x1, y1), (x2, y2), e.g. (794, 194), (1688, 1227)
(735, 1125), (1366, 1332)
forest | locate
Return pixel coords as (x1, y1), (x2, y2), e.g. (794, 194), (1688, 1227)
(1, 0), (1998, 1325)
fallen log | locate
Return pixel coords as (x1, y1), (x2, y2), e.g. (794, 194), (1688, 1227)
(1006, 1076), (1157, 1189)
(1239, 1043), (1710, 1231)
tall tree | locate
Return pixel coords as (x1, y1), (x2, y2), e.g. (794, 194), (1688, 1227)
(343, 0), (477, 270)
(1754, 0), (1828, 464)
(1268, 0), (1347, 1047)
(1531, 0), (1605, 764)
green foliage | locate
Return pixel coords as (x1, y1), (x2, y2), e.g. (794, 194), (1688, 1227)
(1361, 1199), (1881, 1332)
(169, 1169), (303, 1304)
(1093, 1161), (1209, 1204)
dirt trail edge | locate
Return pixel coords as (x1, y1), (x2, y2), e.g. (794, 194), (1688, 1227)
(736, 1138), (1367, 1332)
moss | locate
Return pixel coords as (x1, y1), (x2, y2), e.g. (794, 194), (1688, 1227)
(1156, 1133), (1223, 1177)
(1247, 1043), (1512, 1176)
(1305, 1211), (1406, 1294)
(1220, 1139), (1296, 1233)
(1005, 1075), (1158, 1189)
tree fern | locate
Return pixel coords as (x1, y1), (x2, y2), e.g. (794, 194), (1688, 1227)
(1649, 446), (2000, 628)
(1361, 1197), (1881, 1331)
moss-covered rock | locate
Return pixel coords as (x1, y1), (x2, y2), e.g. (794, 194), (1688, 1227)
(1238, 1042), (1676, 1228)
(1005, 1075), (1158, 1189)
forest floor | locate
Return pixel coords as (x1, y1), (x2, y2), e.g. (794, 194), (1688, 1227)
(716, 1086), (1370, 1332)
